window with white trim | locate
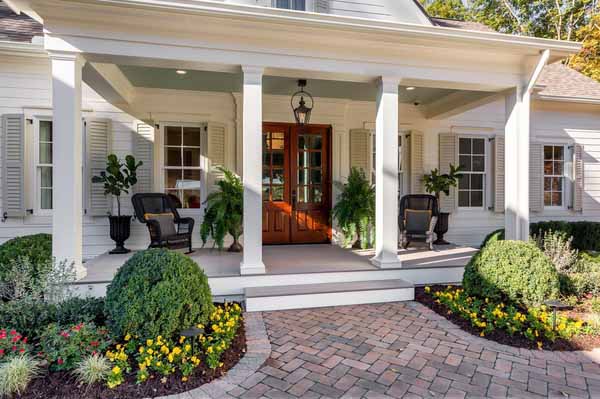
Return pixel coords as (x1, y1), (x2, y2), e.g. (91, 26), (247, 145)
(544, 145), (565, 207)
(458, 137), (486, 208)
(371, 133), (404, 194)
(163, 125), (202, 209)
(274, 0), (306, 10)
(36, 119), (53, 211)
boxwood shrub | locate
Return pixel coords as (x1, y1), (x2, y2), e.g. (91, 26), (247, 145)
(105, 249), (213, 340)
(530, 221), (600, 251)
(0, 234), (52, 282)
(463, 240), (560, 307)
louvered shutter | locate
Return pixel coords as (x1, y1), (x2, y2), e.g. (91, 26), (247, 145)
(438, 133), (458, 213)
(349, 129), (370, 176)
(529, 142), (543, 212)
(2, 114), (26, 218)
(315, 0), (329, 13)
(493, 137), (505, 213)
(85, 118), (111, 216)
(207, 122), (226, 188)
(134, 123), (154, 193)
(572, 144), (584, 212)
(409, 131), (424, 194)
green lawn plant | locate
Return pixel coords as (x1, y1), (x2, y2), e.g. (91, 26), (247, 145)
(200, 167), (244, 252)
(91, 154), (142, 217)
(423, 163), (463, 202)
(74, 354), (111, 385)
(0, 355), (40, 397)
(332, 167), (375, 249)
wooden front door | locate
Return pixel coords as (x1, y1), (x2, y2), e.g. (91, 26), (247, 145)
(262, 123), (331, 244)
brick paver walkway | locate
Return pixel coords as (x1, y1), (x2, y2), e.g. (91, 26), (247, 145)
(236, 302), (600, 399)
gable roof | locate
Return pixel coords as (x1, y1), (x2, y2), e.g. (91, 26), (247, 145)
(0, 2), (42, 42)
(537, 62), (600, 102)
(431, 17), (495, 33)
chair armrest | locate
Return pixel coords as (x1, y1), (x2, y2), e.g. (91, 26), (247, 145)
(428, 216), (438, 234)
(176, 217), (195, 234)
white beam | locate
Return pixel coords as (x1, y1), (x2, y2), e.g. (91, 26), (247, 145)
(424, 91), (501, 120)
(50, 51), (86, 278)
(240, 65), (266, 275)
(372, 76), (401, 269)
(84, 62), (135, 105)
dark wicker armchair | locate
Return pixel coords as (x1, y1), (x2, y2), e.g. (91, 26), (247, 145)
(131, 193), (194, 253)
(399, 194), (439, 250)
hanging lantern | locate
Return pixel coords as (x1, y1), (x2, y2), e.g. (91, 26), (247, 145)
(290, 79), (314, 125)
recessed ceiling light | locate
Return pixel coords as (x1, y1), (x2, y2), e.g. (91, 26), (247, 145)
(176, 70), (187, 75)
(406, 86), (416, 91)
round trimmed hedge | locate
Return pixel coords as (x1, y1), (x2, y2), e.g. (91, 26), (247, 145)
(463, 240), (560, 307)
(105, 249), (213, 340)
(0, 233), (52, 281)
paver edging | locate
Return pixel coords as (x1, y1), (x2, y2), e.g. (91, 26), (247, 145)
(407, 301), (600, 365)
(154, 312), (271, 399)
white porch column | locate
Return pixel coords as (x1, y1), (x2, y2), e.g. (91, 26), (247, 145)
(504, 85), (530, 241)
(372, 76), (402, 268)
(240, 66), (266, 275)
(50, 52), (86, 278)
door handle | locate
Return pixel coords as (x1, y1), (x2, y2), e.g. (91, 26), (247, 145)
(292, 190), (297, 210)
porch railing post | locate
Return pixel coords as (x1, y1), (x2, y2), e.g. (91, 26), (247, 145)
(50, 51), (86, 278)
(504, 85), (530, 241)
(240, 65), (266, 275)
(372, 76), (402, 269)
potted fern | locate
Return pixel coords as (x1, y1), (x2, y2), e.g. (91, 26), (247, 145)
(423, 164), (462, 245)
(91, 154), (142, 254)
(200, 167), (244, 252)
(332, 167), (375, 249)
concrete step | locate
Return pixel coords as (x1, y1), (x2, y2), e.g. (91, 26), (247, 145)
(244, 279), (414, 312)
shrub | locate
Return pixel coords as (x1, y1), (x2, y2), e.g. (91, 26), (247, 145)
(39, 322), (111, 371)
(56, 297), (106, 327)
(481, 229), (504, 247)
(74, 354), (111, 385)
(0, 234), (52, 283)
(560, 272), (600, 297)
(463, 240), (560, 307)
(0, 329), (29, 360)
(105, 249), (213, 340)
(532, 230), (578, 273)
(0, 355), (40, 397)
(530, 221), (600, 251)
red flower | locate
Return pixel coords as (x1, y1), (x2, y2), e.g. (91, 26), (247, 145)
(60, 331), (70, 339)
(9, 330), (16, 336)
(0, 349), (5, 356)
(12, 346), (17, 352)
(92, 351), (97, 356)
(57, 358), (64, 365)
(22, 337), (28, 344)
(90, 341), (99, 347)
(19, 348), (24, 353)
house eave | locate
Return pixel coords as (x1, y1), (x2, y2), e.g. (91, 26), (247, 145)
(534, 94), (600, 105)
(27, 0), (581, 58)
(0, 40), (46, 57)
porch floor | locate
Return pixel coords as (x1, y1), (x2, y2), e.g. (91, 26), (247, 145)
(79, 244), (478, 284)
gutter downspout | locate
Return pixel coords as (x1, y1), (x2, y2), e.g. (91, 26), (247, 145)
(526, 49), (551, 94)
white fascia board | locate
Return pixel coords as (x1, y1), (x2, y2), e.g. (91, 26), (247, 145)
(47, 0), (581, 57)
(0, 40), (46, 57)
(534, 94), (600, 105)
(424, 91), (501, 120)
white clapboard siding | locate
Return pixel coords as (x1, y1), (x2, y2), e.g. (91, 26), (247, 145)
(133, 123), (154, 193)
(349, 129), (370, 175)
(530, 142), (543, 213)
(573, 143), (584, 212)
(494, 136), (505, 213)
(1, 114), (26, 218)
(438, 133), (458, 213)
(85, 118), (111, 216)
(207, 122), (226, 187)
(409, 131), (424, 194)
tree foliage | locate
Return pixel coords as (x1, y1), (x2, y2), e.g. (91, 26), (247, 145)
(568, 14), (600, 81)
(419, 0), (470, 20)
(91, 154), (142, 216)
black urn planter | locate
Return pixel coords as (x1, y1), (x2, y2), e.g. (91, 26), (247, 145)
(109, 215), (132, 254)
(434, 212), (450, 245)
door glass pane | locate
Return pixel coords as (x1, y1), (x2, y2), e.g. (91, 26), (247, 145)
(312, 185), (322, 203)
(298, 186), (309, 203)
(182, 127), (201, 146)
(272, 186), (284, 201)
(310, 152), (322, 168)
(310, 169), (322, 184)
(263, 152), (271, 166)
(262, 186), (270, 201)
(298, 135), (308, 150)
(272, 151), (284, 166)
(298, 152), (309, 168)
(272, 133), (284, 150)
(165, 126), (182, 145)
(272, 169), (285, 185)
(310, 136), (322, 150)
(263, 168), (270, 184)
(298, 168), (309, 185)
(263, 133), (270, 150)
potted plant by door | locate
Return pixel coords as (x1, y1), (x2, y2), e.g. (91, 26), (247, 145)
(200, 167), (244, 252)
(332, 167), (375, 249)
(423, 164), (462, 245)
(92, 154), (142, 254)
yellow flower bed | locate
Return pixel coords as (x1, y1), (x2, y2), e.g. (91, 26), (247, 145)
(426, 286), (586, 349)
(104, 302), (243, 388)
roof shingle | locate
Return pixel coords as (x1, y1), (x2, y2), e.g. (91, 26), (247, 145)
(537, 62), (600, 101)
(0, 2), (43, 43)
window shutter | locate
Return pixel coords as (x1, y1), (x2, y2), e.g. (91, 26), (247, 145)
(493, 136), (505, 213)
(438, 133), (458, 213)
(134, 123), (154, 193)
(529, 142), (543, 212)
(1, 114), (26, 218)
(85, 118), (111, 216)
(572, 144), (584, 212)
(315, 0), (329, 13)
(409, 131), (424, 194)
(349, 129), (370, 176)
(207, 122), (226, 187)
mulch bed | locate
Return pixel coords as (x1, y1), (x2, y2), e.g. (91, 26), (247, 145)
(415, 285), (600, 352)
(17, 323), (247, 399)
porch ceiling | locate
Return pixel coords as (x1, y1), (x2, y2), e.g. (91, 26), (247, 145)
(117, 64), (477, 105)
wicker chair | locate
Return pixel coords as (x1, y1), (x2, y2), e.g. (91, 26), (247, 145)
(132, 193), (194, 253)
(399, 194), (439, 250)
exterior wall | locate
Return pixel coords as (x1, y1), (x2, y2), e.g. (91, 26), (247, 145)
(3, 53), (600, 257)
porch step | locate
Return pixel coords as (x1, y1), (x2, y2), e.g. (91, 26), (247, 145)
(244, 279), (414, 312)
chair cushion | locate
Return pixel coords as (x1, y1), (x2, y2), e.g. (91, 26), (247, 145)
(145, 213), (177, 237)
(404, 209), (431, 233)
